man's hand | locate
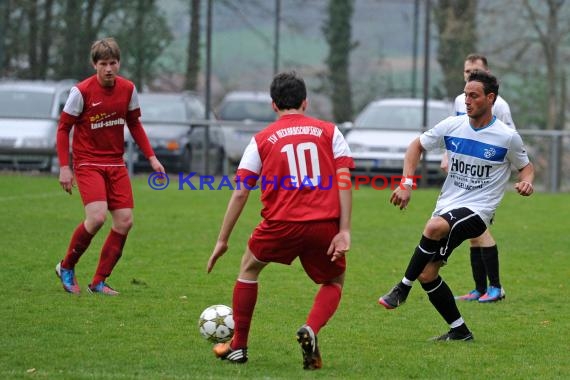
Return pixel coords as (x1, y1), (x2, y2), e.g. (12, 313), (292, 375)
(59, 166), (75, 194)
(207, 241), (229, 273)
(327, 230), (350, 262)
(390, 185), (412, 210)
(149, 156), (165, 174)
(514, 181), (533, 196)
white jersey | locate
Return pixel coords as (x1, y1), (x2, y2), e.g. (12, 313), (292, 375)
(454, 93), (516, 129)
(420, 115), (530, 225)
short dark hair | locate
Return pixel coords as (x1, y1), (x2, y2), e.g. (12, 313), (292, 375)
(270, 71), (307, 110)
(467, 69), (499, 103)
(465, 53), (488, 69)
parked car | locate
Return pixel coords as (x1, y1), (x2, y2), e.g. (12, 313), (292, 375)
(215, 91), (276, 167)
(345, 98), (452, 181)
(0, 79), (76, 171)
(126, 92), (224, 174)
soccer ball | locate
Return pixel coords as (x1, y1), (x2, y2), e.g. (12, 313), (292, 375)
(198, 304), (234, 343)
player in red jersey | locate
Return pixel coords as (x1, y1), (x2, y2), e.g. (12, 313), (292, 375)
(207, 71), (354, 369)
(55, 37), (164, 296)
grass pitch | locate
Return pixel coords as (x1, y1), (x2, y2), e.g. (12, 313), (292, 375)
(0, 173), (568, 379)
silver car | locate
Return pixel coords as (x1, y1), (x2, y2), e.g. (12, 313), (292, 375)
(0, 80), (76, 171)
(126, 92), (224, 174)
(216, 91), (276, 167)
(345, 98), (452, 181)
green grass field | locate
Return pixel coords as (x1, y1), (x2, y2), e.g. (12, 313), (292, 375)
(1, 173), (568, 379)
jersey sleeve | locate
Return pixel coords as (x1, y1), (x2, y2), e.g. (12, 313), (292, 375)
(56, 112), (77, 167)
(420, 120), (448, 151)
(237, 137), (262, 174)
(506, 132), (530, 170)
(235, 138), (262, 187)
(127, 114), (154, 159)
(62, 86), (84, 117)
(332, 126), (355, 169)
(129, 86), (141, 112)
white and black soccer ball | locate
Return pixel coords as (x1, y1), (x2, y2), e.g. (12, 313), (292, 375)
(198, 304), (234, 343)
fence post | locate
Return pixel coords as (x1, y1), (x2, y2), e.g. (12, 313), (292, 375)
(549, 133), (561, 193)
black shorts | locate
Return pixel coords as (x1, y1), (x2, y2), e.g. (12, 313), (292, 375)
(431, 207), (487, 263)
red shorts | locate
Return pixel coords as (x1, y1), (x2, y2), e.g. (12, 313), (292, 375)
(248, 220), (346, 284)
(75, 165), (134, 210)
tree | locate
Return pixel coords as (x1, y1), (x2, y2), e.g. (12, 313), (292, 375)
(522, 0), (567, 131)
(433, 0), (478, 99)
(185, 0), (201, 91)
(0, 1), (8, 77)
(26, 0), (39, 78)
(38, 0), (55, 79)
(476, 0), (569, 131)
(1, 1), (27, 78)
(1, 1), (170, 85)
(58, 0), (82, 79)
(322, 0), (356, 123)
(108, 0), (172, 90)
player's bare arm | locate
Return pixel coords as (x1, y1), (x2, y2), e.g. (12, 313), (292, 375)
(390, 137), (423, 210)
(207, 186), (251, 273)
(328, 168), (352, 262)
(148, 156), (165, 174)
(514, 162), (535, 196)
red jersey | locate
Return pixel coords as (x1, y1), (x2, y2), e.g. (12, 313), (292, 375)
(236, 113), (354, 222)
(56, 75), (153, 167)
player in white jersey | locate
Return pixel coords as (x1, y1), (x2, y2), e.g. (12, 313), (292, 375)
(449, 54), (517, 303)
(377, 70), (534, 341)
(454, 93), (514, 128)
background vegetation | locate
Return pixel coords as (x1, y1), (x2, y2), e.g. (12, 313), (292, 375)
(0, 0), (568, 128)
(1, 174), (569, 379)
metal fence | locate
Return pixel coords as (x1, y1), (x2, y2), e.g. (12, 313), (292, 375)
(1, 123), (569, 193)
(518, 130), (570, 193)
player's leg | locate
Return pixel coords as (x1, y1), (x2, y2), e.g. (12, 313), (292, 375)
(214, 246), (267, 363)
(418, 261), (472, 340)
(88, 167), (133, 295)
(418, 209), (486, 340)
(56, 167), (107, 294)
(88, 207), (132, 295)
(297, 221), (345, 370)
(457, 229), (494, 301)
(305, 274), (344, 336)
(473, 230), (505, 302)
(378, 216), (449, 309)
(60, 202), (106, 270)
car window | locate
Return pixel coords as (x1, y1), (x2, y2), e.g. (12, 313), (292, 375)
(0, 90), (53, 118)
(139, 98), (187, 123)
(355, 104), (449, 130)
(218, 100), (275, 122)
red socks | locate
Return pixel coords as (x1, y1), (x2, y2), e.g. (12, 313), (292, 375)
(306, 283), (342, 335)
(230, 280), (258, 350)
(91, 229), (127, 286)
(62, 222), (94, 269)
(229, 281), (341, 348)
